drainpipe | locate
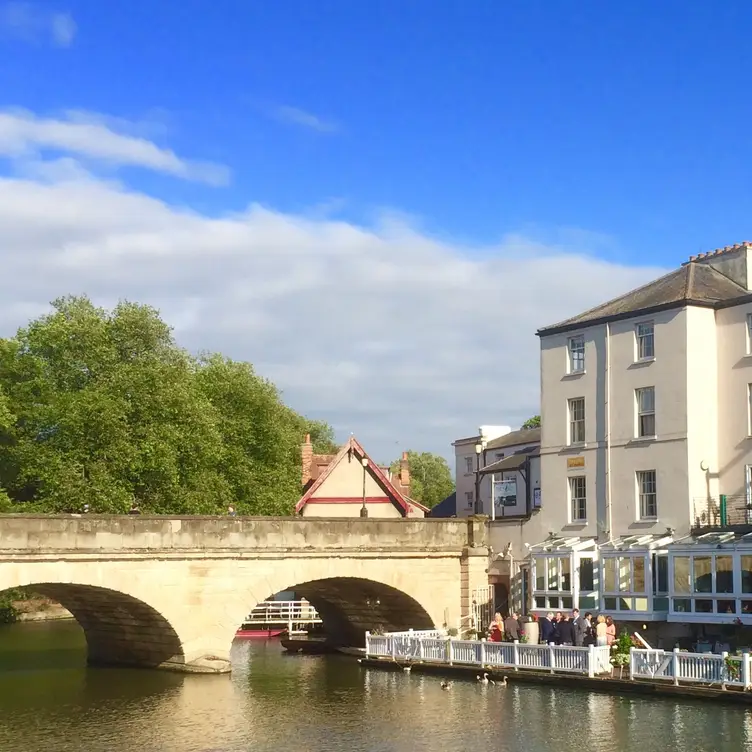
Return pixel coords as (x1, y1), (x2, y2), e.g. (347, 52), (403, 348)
(605, 321), (613, 542)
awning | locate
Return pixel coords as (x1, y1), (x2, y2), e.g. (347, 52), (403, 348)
(598, 533), (674, 552)
(668, 531), (752, 550)
(528, 536), (597, 553)
(479, 447), (538, 475)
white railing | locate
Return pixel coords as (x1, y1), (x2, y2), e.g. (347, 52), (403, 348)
(630, 647), (752, 689)
(364, 632), (611, 678)
(242, 599), (321, 625)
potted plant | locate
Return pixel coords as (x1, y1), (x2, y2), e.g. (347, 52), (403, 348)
(610, 632), (633, 679)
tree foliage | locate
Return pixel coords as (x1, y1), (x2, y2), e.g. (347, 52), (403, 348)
(0, 296), (336, 515)
(389, 450), (455, 509)
(521, 415), (540, 429)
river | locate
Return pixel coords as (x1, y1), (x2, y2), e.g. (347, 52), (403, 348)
(0, 620), (751, 751)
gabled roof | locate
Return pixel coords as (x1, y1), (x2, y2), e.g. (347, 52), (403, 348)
(537, 261), (748, 336)
(295, 436), (424, 516)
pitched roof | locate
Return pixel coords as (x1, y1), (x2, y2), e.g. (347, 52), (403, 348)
(537, 261), (748, 336)
(295, 436), (420, 515)
(485, 426), (541, 451)
(479, 446), (539, 475)
(428, 492), (457, 518)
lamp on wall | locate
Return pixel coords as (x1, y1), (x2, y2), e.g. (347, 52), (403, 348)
(474, 440), (487, 514)
(360, 456), (369, 518)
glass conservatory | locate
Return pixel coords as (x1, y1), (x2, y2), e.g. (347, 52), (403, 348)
(667, 532), (752, 622)
(598, 534), (673, 619)
(530, 536), (598, 612)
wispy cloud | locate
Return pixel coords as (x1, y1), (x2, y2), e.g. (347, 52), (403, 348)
(273, 105), (339, 134)
(0, 105), (668, 463)
(0, 2), (76, 48)
(0, 108), (230, 185)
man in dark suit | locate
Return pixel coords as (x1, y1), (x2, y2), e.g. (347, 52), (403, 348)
(539, 612), (554, 644)
(557, 615), (575, 646)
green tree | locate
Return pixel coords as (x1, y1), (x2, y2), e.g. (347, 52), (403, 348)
(521, 415), (540, 429)
(389, 450), (455, 509)
(0, 296), (338, 516)
(305, 419), (339, 454)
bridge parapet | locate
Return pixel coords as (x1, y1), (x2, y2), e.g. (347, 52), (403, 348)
(0, 514), (489, 553)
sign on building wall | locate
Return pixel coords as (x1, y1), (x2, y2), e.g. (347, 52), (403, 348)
(567, 456), (585, 469)
(493, 476), (517, 508)
(533, 487), (541, 509)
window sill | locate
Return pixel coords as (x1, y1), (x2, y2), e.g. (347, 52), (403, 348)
(630, 357), (655, 369)
(628, 436), (657, 445)
(562, 371), (586, 380)
(637, 517), (659, 523)
(561, 443), (588, 453)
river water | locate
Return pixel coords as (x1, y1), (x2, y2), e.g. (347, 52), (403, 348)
(0, 621), (751, 752)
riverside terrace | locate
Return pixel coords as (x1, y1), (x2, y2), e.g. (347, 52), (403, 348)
(363, 630), (752, 705)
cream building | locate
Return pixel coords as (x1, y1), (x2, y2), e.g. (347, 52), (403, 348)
(452, 425), (511, 516)
(529, 241), (752, 639)
(297, 435), (428, 518)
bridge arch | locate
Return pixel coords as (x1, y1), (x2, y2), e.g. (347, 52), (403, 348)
(220, 558), (445, 654)
(239, 577), (435, 646)
(6, 583), (186, 669)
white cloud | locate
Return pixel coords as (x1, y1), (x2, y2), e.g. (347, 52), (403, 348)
(0, 3), (76, 48)
(0, 108), (667, 463)
(273, 105), (339, 134)
(0, 109), (229, 185)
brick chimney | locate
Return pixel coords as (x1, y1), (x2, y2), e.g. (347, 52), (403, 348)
(301, 434), (313, 487)
(399, 451), (410, 490)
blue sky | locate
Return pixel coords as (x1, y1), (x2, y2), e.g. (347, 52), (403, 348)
(0, 1), (749, 461)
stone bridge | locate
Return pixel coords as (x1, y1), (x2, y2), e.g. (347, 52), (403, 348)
(0, 515), (490, 673)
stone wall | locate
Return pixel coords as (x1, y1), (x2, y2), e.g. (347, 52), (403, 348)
(0, 514), (486, 553)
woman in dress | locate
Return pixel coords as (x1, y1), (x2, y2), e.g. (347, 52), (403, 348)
(488, 612), (504, 642)
(595, 614), (608, 646)
(605, 615), (616, 646)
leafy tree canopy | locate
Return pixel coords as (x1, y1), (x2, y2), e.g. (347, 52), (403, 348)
(389, 450), (455, 509)
(521, 415), (540, 429)
(0, 296), (336, 515)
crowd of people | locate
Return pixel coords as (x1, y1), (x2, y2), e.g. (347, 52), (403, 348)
(487, 609), (617, 647)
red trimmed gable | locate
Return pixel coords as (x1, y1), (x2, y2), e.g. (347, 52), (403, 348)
(296, 436), (416, 516)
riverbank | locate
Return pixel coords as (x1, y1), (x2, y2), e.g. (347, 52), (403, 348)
(358, 656), (752, 706)
(12, 598), (72, 622)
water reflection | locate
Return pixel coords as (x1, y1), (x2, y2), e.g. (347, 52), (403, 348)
(0, 622), (752, 751)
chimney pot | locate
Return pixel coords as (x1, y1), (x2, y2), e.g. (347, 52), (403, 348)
(301, 435), (314, 488)
(399, 452), (410, 491)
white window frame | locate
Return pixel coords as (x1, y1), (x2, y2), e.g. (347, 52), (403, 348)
(465, 457), (473, 474)
(601, 553), (649, 614)
(637, 470), (657, 520)
(668, 551), (743, 622)
(635, 321), (655, 361)
(748, 385), (752, 436)
(532, 554), (574, 611)
(636, 387), (655, 438)
(569, 476), (587, 522)
(746, 313), (752, 355)
(568, 335), (585, 374)
(568, 397), (585, 445)
(464, 490), (473, 508)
